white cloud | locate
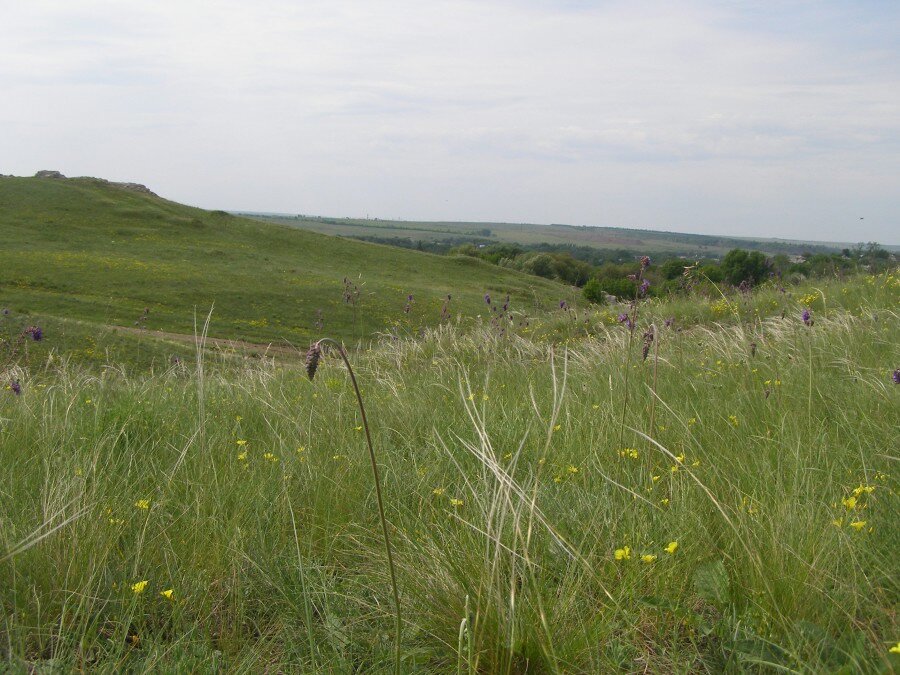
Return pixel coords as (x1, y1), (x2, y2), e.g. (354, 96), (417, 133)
(1, 0), (897, 242)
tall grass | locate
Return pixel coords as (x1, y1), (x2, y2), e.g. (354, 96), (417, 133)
(1, 273), (898, 672)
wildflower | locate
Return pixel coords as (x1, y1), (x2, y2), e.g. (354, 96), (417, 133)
(831, 518), (843, 527)
(9, 380), (21, 395)
(664, 317), (674, 328)
(660, 498), (669, 506)
(304, 341), (322, 380)
(614, 546), (631, 560)
(651, 475), (661, 482)
(131, 580), (149, 594)
(664, 541), (678, 555)
(670, 465), (679, 473)
(134, 499), (150, 510)
(641, 554), (657, 563)
(160, 589), (175, 600)
(729, 415), (739, 427)
(450, 498), (464, 507)
(802, 308), (813, 326)
(688, 417), (696, 426)
(433, 487), (445, 496)
(849, 520), (866, 531)
(674, 454), (684, 463)
(237, 451), (247, 461)
(553, 424), (561, 432)
(619, 448), (638, 459)
(639, 279), (650, 296)
(890, 642), (900, 654)
(639, 255), (651, 269)
(25, 325), (43, 341)
(566, 465), (579, 474)
(841, 496), (857, 510)
(893, 369), (900, 385)
(691, 459), (700, 467)
(236, 439), (248, 446)
(484, 293), (491, 305)
(263, 452), (278, 462)
(354, 425), (363, 432)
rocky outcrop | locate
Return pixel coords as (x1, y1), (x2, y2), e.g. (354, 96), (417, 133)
(34, 170), (66, 179)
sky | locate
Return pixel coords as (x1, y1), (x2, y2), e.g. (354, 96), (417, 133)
(1, 0), (898, 244)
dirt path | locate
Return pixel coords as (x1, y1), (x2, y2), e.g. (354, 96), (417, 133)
(113, 325), (304, 358)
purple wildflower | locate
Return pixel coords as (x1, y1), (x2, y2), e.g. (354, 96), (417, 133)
(802, 308), (812, 326)
(407, 294), (413, 302)
(2, 308), (8, 315)
(892, 369), (900, 385)
(559, 300), (568, 310)
(484, 293), (491, 305)
(640, 256), (651, 269)
(639, 279), (650, 296)
(664, 317), (674, 328)
(305, 342), (322, 381)
(10, 380), (21, 395)
(617, 312), (628, 323)
(26, 326), (42, 341)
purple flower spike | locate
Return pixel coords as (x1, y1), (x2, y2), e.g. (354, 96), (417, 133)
(10, 380), (21, 395)
(484, 293), (491, 305)
(640, 256), (651, 269)
(664, 317), (674, 328)
(802, 309), (812, 326)
(25, 326), (43, 341)
(892, 369), (900, 384)
(639, 279), (650, 296)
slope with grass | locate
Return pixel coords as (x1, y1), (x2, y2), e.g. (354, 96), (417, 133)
(1, 272), (898, 672)
(0, 175), (573, 347)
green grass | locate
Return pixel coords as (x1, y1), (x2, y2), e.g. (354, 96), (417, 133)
(2, 271), (898, 672)
(0, 176), (574, 347)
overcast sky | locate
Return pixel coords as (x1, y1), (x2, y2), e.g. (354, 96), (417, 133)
(2, 1), (898, 243)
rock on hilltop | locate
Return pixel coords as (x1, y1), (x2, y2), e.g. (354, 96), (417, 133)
(33, 170), (158, 197)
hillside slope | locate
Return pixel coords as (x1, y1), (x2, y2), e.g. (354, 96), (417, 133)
(0, 175), (573, 344)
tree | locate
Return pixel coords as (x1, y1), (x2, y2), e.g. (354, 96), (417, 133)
(720, 249), (769, 286)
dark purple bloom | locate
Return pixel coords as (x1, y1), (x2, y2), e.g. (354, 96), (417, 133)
(893, 369), (900, 385)
(617, 313), (628, 323)
(484, 293), (491, 305)
(25, 326), (42, 341)
(559, 300), (568, 310)
(664, 317), (674, 328)
(407, 294), (413, 302)
(639, 279), (650, 296)
(10, 380), (20, 395)
(802, 309), (812, 326)
(640, 256), (651, 269)
(2, 308), (8, 315)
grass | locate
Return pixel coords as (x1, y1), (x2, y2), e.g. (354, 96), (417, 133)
(1, 270), (898, 672)
(0, 176), (574, 347)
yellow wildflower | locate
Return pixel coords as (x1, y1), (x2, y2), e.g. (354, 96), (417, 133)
(567, 465), (579, 474)
(553, 424), (561, 432)
(160, 589), (174, 600)
(688, 417), (697, 426)
(842, 496), (857, 510)
(651, 475), (661, 483)
(660, 498), (669, 506)
(852, 485), (875, 496)
(665, 541), (678, 555)
(131, 580), (149, 594)
(831, 518), (843, 527)
(674, 454), (685, 463)
(134, 499), (150, 510)
(614, 546), (631, 560)
(641, 554), (657, 563)
(433, 487), (445, 496)
(450, 498), (464, 507)
(237, 451), (247, 461)
(890, 642), (900, 654)
(354, 426), (363, 432)
(729, 415), (739, 427)
(849, 520), (866, 531)
(263, 452), (278, 462)
(236, 439), (248, 446)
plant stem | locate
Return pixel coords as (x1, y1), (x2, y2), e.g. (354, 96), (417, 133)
(317, 338), (402, 674)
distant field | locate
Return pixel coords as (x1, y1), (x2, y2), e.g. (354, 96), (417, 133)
(0, 176), (574, 348)
(246, 213), (859, 258)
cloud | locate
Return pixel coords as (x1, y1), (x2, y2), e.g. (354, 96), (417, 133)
(1, 0), (897, 242)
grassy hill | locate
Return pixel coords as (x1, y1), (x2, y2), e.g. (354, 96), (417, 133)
(245, 213), (866, 258)
(0, 175), (575, 350)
